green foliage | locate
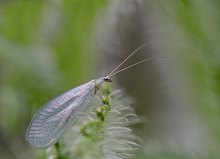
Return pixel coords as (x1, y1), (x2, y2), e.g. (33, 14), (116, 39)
(0, 1), (108, 159)
(147, 0), (220, 157)
(44, 82), (139, 159)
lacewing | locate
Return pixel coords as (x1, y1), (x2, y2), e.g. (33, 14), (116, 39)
(26, 44), (165, 148)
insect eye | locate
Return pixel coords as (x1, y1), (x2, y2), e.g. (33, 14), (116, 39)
(104, 76), (112, 82)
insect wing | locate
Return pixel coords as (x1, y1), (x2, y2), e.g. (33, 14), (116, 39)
(26, 80), (95, 148)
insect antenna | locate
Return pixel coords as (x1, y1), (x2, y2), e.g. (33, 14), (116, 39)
(107, 43), (148, 76)
(108, 56), (168, 77)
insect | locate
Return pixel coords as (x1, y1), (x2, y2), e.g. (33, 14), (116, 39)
(26, 44), (165, 148)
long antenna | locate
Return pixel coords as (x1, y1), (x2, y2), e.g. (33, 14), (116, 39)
(108, 56), (168, 77)
(108, 43), (148, 76)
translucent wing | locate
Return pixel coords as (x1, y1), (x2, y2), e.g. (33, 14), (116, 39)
(26, 80), (96, 148)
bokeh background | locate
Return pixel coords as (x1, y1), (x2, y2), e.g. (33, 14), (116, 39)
(1, 0), (220, 158)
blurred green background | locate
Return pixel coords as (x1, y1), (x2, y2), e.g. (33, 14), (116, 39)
(0, 0), (220, 159)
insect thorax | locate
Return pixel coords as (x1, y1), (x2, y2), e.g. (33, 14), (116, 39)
(94, 78), (104, 94)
